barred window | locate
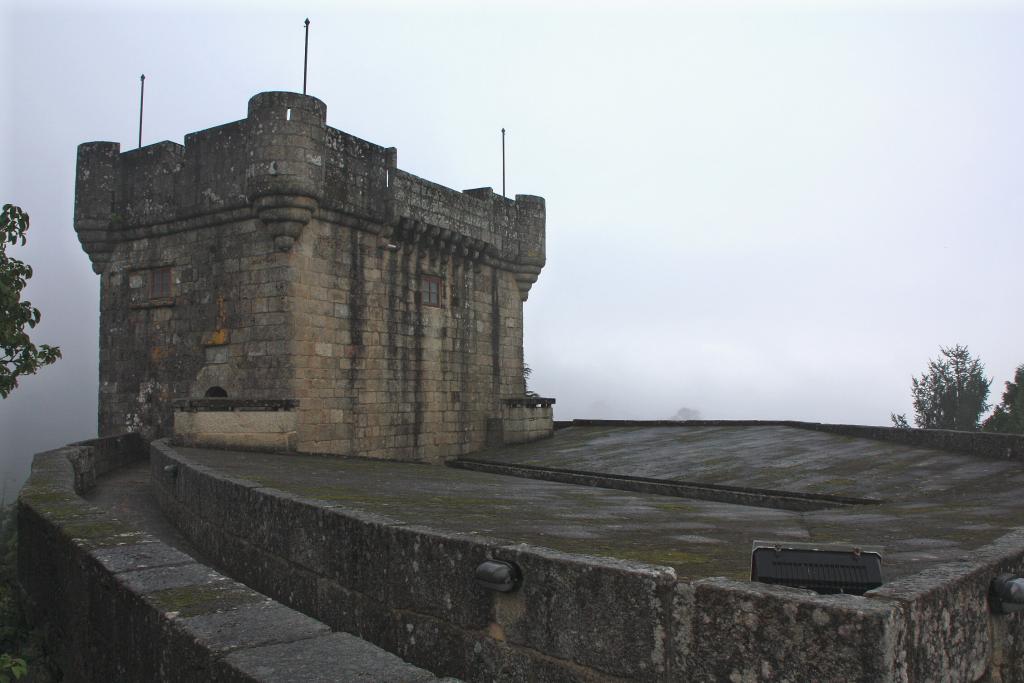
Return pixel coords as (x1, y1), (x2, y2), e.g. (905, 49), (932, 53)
(150, 267), (173, 299)
(420, 275), (443, 307)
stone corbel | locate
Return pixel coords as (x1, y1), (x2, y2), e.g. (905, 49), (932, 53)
(254, 195), (318, 252)
(75, 217), (115, 274)
(513, 265), (542, 301)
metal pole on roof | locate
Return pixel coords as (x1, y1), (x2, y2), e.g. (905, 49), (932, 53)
(501, 128), (506, 199)
(303, 18), (310, 95)
(138, 74), (145, 149)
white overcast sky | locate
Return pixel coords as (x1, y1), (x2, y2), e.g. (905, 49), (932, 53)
(2, 0), (1023, 495)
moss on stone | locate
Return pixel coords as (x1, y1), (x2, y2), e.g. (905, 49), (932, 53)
(62, 518), (147, 549)
(148, 582), (265, 618)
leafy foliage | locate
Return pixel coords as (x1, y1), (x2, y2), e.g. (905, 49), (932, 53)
(0, 205), (61, 398)
(901, 345), (990, 431)
(523, 363), (538, 397)
(982, 364), (1024, 434)
(0, 653), (27, 682)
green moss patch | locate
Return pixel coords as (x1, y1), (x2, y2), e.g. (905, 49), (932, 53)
(148, 582), (266, 618)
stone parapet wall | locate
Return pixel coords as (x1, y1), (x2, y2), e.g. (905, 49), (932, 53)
(866, 530), (1024, 682)
(172, 398), (298, 452)
(151, 440), (1024, 681)
(498, 399), (554, 445)
(16, 436), (440, 682)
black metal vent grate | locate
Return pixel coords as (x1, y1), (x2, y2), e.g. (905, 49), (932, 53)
(751, 545), (883, 595)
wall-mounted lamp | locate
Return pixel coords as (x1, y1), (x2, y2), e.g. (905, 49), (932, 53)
(990, 574), (1024, 614)
(163, 464), (178, 478)
(378, 242), (399, 252)
(475, 560), (521, 593)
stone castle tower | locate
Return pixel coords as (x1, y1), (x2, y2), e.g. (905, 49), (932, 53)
(74, 91), (553, 462)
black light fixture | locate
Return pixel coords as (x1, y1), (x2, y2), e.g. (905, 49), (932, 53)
(751, 541), (883, 595)
(990, 574), (1024, 614)
(475, 560), (521, 593)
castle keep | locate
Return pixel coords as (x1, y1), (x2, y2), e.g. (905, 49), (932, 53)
(74, 91), (553, 461)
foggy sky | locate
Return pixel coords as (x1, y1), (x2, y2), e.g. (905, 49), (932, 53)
(3, 0), (1023, 497)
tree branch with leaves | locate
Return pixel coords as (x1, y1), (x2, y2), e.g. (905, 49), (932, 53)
(1, 205), (61, 398)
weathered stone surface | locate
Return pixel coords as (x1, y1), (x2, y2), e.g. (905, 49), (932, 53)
(867, 527), (1024, 682)
(173, 410), (297, 451)
(490, 544), (675, 679)
(384, 525), (496, 629)
(175, 601), (329, 653)
(219, 632), (438, 683)
(686, 578), (900, 682)
(117, 562), (228, 595)
(91, 541), (194, 574)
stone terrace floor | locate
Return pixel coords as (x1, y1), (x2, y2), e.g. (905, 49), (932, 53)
(155, 424), (1024, 583)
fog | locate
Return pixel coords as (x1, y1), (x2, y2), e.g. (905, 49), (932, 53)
(3, 0), (1023, 498)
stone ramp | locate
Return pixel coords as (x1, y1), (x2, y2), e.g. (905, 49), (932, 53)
(84, 461), (207, 560)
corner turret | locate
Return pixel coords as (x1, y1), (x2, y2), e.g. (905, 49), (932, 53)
(74, 142), (121, 274)
(245, 92), (328, 251)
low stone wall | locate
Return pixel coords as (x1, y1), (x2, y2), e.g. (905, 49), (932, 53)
(499, 398), (554, 445)
(449, 458), (880, 512)
(172, 398), (298, 452)
(568, 419), (1024, 460)
(17, 435), (439, 682)
(150, 439), (1024, 681)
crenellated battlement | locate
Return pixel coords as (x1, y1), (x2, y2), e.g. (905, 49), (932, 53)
(75, 91), (545, 291)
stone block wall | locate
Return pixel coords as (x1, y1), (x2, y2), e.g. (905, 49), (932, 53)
(497, 399), (555, 445)
(288, 218), (527, 460)
(172, 399), (298, 452)
(95, 217), (295, 440)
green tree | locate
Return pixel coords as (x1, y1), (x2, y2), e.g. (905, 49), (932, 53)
(895, 344), (990, 431)
(1, 205), (60, 398)
(982, 364), (1024, 434)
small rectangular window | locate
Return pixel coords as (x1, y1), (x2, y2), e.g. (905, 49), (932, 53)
(420, 275), (443, 308)
(150, 267), (173, 299)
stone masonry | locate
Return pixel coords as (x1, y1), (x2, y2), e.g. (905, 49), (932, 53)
(74, 91), (553, 461)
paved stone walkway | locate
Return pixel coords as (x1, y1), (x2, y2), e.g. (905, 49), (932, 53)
(84, 461), (209, 562)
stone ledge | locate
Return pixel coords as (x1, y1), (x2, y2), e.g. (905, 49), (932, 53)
(448, 459), (883, 512)
(503, 396), (556, 409)
(172, 398), (299, 412)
